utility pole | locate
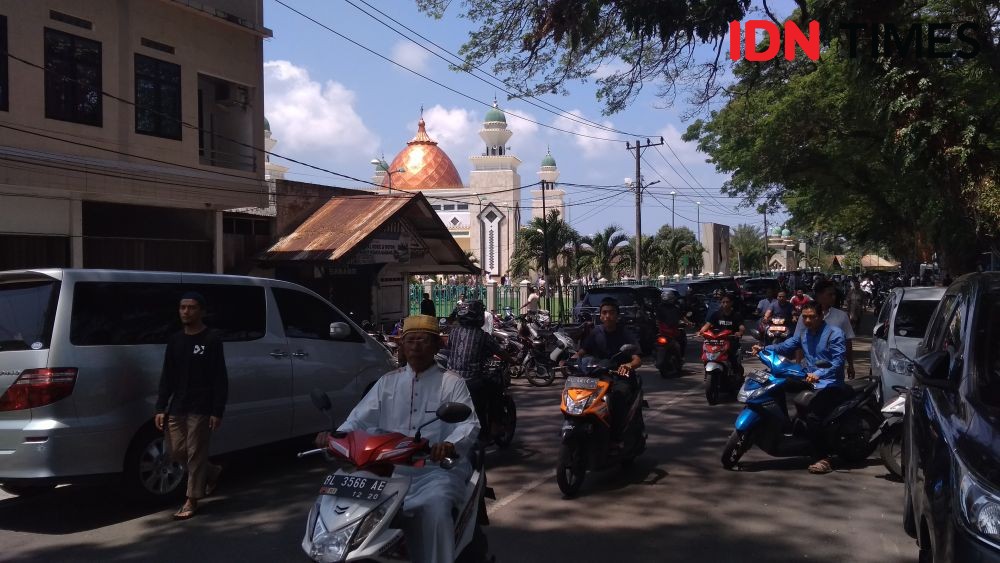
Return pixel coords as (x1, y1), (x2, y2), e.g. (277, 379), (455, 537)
(541, 180), (549, 313)
(670, 191), (676, 230)
(625, 137), (665, 281)
(762, 206), (768, 274)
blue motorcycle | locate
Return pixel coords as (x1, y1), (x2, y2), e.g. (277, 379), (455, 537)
(721, 349), (881, 470)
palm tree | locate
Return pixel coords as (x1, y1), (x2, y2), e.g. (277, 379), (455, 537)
(617, 235), (661, 278)
(730, 224), (766, 272)
(679, 241), (706, 275)
(463, 250), (479, 265)
(656, 227), (698, 275)
(509, 210), (579, 278)
(580, 225), (629, 280)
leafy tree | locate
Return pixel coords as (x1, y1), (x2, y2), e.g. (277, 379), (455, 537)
(416, 0), (752, 114)
(684, 1), (1000, 274)
(655, 225), (698, 274)
(580, 224), (630, 279)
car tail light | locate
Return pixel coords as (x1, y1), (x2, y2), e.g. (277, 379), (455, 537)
(0, 368), (78, 411)
(657, 336), (668, 345)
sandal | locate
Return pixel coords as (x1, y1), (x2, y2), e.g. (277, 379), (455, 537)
(204, 465), (222, 497)
(173, 503), (197, 520)
(808, 458), (834, 474)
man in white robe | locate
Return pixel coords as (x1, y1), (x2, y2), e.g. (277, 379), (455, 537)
(335, 314), (479, 563)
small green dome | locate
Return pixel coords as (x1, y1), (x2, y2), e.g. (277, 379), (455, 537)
(781, 228), (791, 237)
(541, 151), (556, 168)
(264, 116), (271, 132)
(485, 102), (506, 123)
(770, 226), (782, 235)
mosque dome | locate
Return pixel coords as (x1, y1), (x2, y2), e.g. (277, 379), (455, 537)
(781, 228), (791, 237)
(383, 117), (464, 191)
(770, 226), (782, 236)
(264, 116), (271, 133)
(541, 151), (557, 168)
(484, 102), (506, 124)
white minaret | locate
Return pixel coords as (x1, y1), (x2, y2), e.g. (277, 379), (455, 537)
(264, 117), (288, 182)
(469, 101), (521, 279)
(533, 148), (566, 222)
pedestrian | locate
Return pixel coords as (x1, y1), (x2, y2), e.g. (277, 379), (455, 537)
(845, 279), (865, 333)
(155, 292), (228, 520)
(521, 286), (540, 313)
(420, 292), (435, 317)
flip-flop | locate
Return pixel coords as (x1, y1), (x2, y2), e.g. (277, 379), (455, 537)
(204, 466), (222, 497)
(173, 505), (197, 520)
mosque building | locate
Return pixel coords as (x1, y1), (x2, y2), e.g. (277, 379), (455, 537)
(371, 102), (565, 280)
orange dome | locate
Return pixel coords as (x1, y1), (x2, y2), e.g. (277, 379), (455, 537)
(383, 118), (464, 191)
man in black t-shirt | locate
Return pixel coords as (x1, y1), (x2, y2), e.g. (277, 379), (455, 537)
(698, 293), (746, 373)
(155, 292), (228, 520)
(575, 298), (642, 447)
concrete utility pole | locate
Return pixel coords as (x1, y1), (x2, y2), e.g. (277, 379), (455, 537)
(541, 180), (549, 313)
(625, 137), (665, 280)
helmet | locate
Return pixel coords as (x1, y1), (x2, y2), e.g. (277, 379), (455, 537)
(661, 288), (679, 305)
(457, 299), (487, 327)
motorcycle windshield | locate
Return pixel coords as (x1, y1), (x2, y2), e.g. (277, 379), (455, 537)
(758, 349), (805, 379)
(576, 356), (610, 376)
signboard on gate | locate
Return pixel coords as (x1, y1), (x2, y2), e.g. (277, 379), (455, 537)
(352, 230), (412, 264)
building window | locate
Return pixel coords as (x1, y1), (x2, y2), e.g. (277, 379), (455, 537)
(134, 54), (181, 139)
(442, 204), (456, 211)
(457, 204), (469, 210)
(0, 16), (7, 111)
(44, 28), (102, 126)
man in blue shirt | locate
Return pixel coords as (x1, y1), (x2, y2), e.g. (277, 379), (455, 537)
(752, 301), (849, 474)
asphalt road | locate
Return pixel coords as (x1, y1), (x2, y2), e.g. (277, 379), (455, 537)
(0, 323), (915, 563)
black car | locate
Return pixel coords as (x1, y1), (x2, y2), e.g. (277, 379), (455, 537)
(663, 281), (709, 325)
(903, 272), (1000, 563)
(572, 285), (660, 354)
(684, 277), (745, 322)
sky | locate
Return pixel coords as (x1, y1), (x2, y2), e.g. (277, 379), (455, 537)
(260, 0), (792, 239)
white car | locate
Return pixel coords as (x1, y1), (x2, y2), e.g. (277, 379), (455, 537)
(870, 286), (945, 401)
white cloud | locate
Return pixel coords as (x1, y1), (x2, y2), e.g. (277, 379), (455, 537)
(390, 41), (431, 73)
(657, 123), (704, 166)
(263, 60), (378, 172)
(504, 108), (540, 136)
(551, 110), (616, 158)
(419, 105), (480, 159)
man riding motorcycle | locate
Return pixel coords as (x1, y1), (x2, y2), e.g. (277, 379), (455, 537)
(698, 292), (747, 375)
(572, 298), (642, 450)
(656, 288), (689, 357)
(761, 290), (794, 344)
(751, 301), (848, 475)
(446, 300), (513, 439)
(314, 315), (479, 563)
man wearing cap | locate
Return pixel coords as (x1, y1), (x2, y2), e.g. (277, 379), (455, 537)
(318, 315), (479, 563)
(155, 292), (228, 520)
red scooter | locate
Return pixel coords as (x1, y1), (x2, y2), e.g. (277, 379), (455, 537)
(654, 322), (685, 378)
(700, 329), (744, 405)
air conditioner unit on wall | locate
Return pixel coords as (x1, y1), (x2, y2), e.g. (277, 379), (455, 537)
(215, 83), (250, 108)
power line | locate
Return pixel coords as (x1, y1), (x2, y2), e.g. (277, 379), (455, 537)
(342, 0), (660, 139)
(650, 145), (733, 212)
(272, 0), (630, 143)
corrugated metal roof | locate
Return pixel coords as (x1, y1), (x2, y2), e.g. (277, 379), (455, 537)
(261, 195), (410, 262)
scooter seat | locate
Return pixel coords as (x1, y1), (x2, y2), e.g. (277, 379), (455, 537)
(846, 378), (875, 393)
(793, 390), (816, 414)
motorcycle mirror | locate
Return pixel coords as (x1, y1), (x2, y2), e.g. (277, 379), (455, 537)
(619, 343), (638, 356)
(815, 360), (832, 369)
(436, 402), (472, 423)
(310, 388), (333, 411)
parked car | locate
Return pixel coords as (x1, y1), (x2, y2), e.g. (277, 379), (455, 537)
(663, 281), (709, 325)
(572, 285), (659, 354)
(685, 277), (745, 321)
(0, 269), (394, 500)
(870, 286), (945, 401)
(739, 278), (782, 317)
(903, 272), (1000, 562)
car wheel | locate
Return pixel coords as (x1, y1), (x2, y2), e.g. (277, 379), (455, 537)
(122, 426), (186, 503)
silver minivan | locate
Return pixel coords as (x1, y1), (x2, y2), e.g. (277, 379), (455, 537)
(870, 286), (945, 401)
(0, 269), (394, 500)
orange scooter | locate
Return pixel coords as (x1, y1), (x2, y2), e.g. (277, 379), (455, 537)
(557, 344), (646, 497)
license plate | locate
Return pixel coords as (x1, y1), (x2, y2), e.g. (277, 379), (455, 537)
(566, 376), (598, 389)
(769, 326), (786, 332)
(319, 474), (388, 501)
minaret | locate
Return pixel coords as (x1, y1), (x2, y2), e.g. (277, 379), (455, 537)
(532, 148), (566, 222)
(263, 117), (288, 182)
(469, 101), (522, 280)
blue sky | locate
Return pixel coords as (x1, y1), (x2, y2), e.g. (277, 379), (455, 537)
(261, 0), (792, 238)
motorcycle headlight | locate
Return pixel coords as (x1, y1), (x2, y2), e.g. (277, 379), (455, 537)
(564, 394), (591, 415)
(706, 352), (720, 361)
(311, 521), (359, 563)
(737, 379), (767, 403)
(886, 349), (912, 375)
(350, 493), (396, 551)
(957, 457), (1000, 546)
